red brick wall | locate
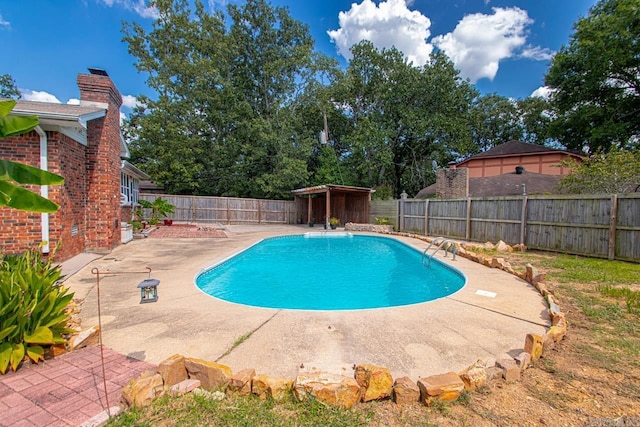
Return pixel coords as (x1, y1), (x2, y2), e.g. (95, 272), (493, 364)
(47, 132), (87, 260)
(436, 168), (469, 198)
(1, 72), (125, 262)
(0, 131), (45, 255)
(0, 130), (90, 262)
(121, 205), (133, 224)
(78, 73), (123, 254)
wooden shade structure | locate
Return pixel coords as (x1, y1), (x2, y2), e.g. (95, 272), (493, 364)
(291, 184), (373, 228)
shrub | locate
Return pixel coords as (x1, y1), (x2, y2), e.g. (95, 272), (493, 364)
(374, 217), (391, 225)
(0, 248), (74, 374)
(139, 197), (175, 224)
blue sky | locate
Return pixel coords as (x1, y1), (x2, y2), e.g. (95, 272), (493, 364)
(1, 0), (598, 117)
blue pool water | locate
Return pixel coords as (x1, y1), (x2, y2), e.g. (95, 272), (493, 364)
(195, 234), (466, 310)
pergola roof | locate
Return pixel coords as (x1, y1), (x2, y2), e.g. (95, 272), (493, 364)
(291, 184), (373, 196)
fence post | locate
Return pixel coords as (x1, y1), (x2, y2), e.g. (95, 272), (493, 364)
(191, 195), (196, 223)
(608, 194), (618, 260)
(520, 195), (528, 245)
(465, 197), (472, 240)
(424, 199), (429, 236)
(399, 192), (408, 231)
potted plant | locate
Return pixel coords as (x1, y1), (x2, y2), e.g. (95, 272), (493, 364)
(139, 197), (175, 226)
(329, 217), (340, 229)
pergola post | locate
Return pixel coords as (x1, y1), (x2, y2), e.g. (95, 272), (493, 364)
(307, 195), (312, 224)
(325, 188), (331, 228)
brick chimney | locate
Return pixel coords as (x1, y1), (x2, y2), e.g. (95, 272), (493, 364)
(78, 69), (123, 253)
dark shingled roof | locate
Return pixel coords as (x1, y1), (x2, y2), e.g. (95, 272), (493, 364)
(415, 169), (563, 198)
(471, 140), (552, 158)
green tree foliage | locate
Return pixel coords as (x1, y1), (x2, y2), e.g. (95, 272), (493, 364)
(557, 148), (640, 194)
(470, 93), (524, 152)
(123, 0), (336, 199)
(0, 74), (20, 100)
(517, 96), (553, 145)
(545, 0), (640, 153)
(336, 42), (477, 197)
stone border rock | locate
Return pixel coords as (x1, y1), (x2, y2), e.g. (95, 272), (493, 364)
(112, 229), (567, 417)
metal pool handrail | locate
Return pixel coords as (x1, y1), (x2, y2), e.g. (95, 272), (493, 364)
(422, 237), (456, 267)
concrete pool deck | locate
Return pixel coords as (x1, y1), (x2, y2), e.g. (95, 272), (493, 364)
(64, 225), (550, 381)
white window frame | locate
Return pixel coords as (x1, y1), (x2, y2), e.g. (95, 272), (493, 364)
(120, 171), (140, 206)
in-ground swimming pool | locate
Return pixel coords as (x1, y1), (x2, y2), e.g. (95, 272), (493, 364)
(195, 233), (466, 310)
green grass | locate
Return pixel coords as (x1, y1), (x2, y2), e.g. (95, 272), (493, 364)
(108, 393), (374, 427)
(597, 284), (640, 314)
(532, 254), (639, 285)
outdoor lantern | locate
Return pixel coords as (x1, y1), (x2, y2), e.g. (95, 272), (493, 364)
(137, 278), (160, 303)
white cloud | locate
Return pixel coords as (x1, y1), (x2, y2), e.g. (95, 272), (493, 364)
(67, 98), (81, 105)
(327, 0), (433, 66)
(530, 86), (554, 99)
(21, 90), (61, 103)
(96, 0), (159, 19)
(0, 12), (10, 29)
(207, 0), (227, 10)
(520, 45), (554, 61)
(432, 7), (536, 83)
(121, 94), (141, 109)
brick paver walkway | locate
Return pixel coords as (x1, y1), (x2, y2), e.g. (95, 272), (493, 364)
(0, 346), (155, 427)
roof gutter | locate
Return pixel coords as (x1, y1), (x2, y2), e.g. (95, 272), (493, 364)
(35, 125), (50, 254)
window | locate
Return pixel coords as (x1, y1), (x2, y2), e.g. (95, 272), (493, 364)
(120, 172), (140, 205)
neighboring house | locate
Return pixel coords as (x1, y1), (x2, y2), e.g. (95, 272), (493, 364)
(139, 180), (165, 195)
(416, 140), (583, 198)
(416, 168), (562, 198)
(452, 140), (583, 178)
(0, 69), (148, 262)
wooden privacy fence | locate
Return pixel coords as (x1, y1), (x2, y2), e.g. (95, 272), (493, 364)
(139, 194), (295, 225)
(372, 194), (640, 262)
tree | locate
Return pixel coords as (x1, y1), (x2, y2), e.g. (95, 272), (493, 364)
(0, 74), (20, 99)
(557, 148), (640, 194)
(336, 42), (477, 197)
(0, 100), (64, 212)
(517, 96), (553, 145)
(470, 93), (523, 152)
(545, 0), (640, 153)
(123, 0), (330, 199)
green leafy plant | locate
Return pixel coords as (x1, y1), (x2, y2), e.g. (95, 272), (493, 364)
(0, 248), (74, 374)
(0, 99), (65, 212)
(139, 197), (175, 225)
(374, 217), (391, 225)
(329, 217), (340, 226)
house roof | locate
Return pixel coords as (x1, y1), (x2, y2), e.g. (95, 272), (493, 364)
(9, 99), (130, 157)
(11, 99), (107, 128)
(121, 161), (150, 180)
(455, 140), (583, 167)
(416, 170), (563, 198)
(291, 184), (373, 196)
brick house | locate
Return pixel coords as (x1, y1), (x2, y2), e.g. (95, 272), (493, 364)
(415, 141), (584, 198)
(451, 140), (583, 178)
(0, 69), (147, 262)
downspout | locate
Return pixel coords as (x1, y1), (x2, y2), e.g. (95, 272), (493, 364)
(36, 126), (50, 254)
